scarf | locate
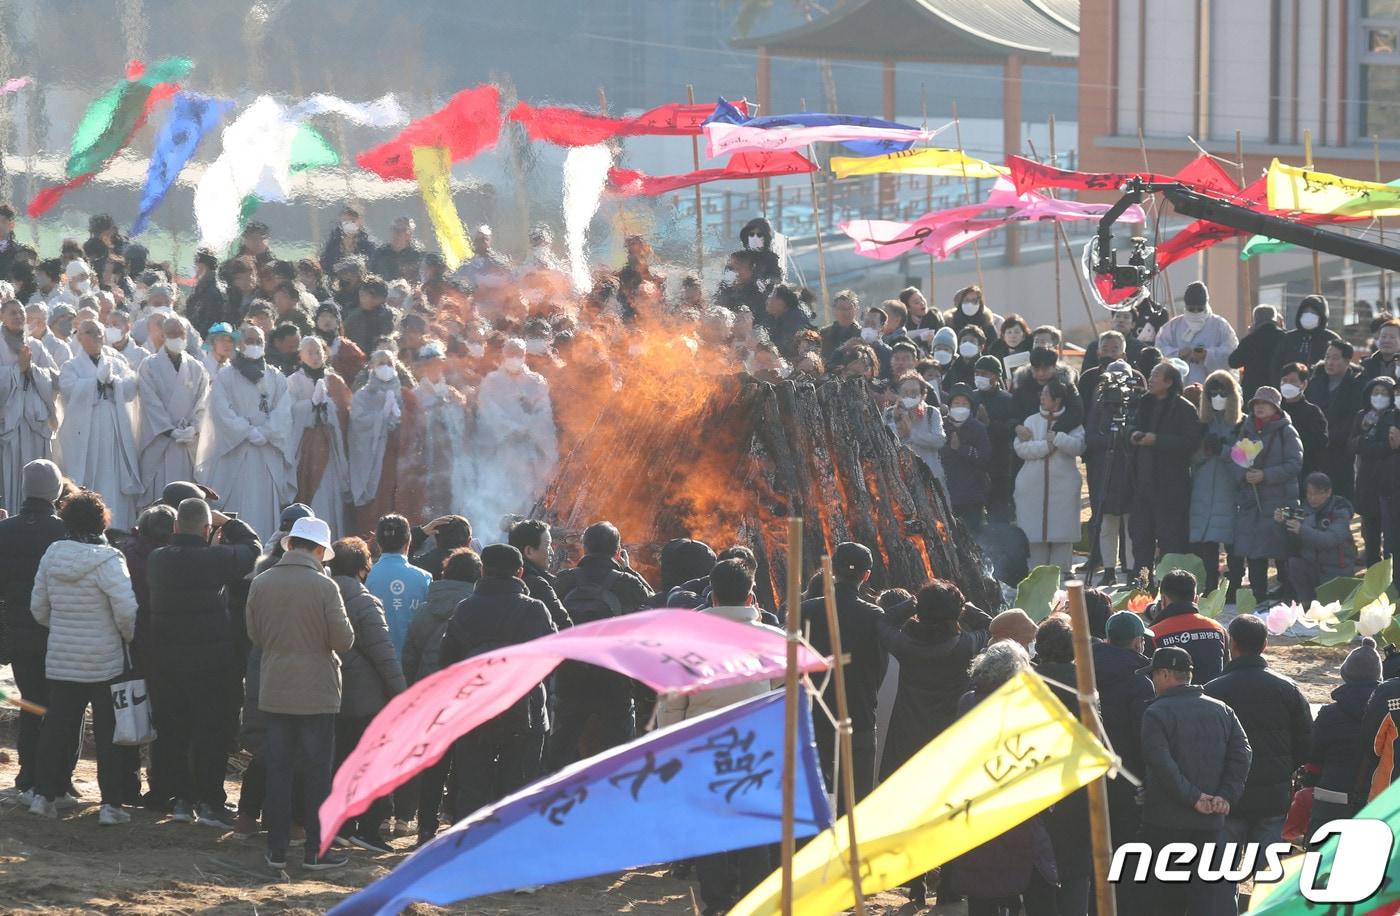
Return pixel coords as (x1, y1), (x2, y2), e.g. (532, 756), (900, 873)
(315, 327), (339, 345)
(1, 324), (24, 356)
(301, 364), (326, 381)
(1182, 308), (1210, 341)
(234, 352), (266, 384)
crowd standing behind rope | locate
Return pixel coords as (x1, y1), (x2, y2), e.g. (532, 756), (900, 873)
(2, 200), (1400, 914)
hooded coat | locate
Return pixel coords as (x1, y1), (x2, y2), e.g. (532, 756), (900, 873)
(1307, 679), (1375, 825)
(1014, 405), (1086, 543)
(1230, 411), (1303, 558)
(30, 539), (138, 682)
(1351, 377), (1400, 513)
(1190, 376), (1243, 544)
(944, 287), (999, 342)
(737, 218), (783, 292)
(1271, 300), (1341, 382)
(1306, 363), (1364, 499)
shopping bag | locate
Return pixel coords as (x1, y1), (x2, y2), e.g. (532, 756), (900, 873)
(111, 647), (156, 746)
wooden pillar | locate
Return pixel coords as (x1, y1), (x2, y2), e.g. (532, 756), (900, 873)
(881, 59), (896, 211)
(758, 47), (772, 216)
(1004, 55), (1023, 266)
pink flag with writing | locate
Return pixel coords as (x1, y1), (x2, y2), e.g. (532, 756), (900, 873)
(318, 608), (828, 853)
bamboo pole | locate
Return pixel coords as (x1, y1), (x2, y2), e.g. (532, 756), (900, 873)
(1236, 130), (1252, 313)
(1050, 115), (1064, 331)
(821, 555), (867, 916)
(1029, 137), (1099, 337)
(1138, 129), (1174, 310)
(1066, 581), (1117, 916)
(1305, 128), (1321, 293)
(687, 85), (705, 276)
(922, 91), (936, 305)
(1377, 134), (1388, 313)
(808, 149), (831, 320)
(951, 101), (985, 291)
(780, 517), (804, 916)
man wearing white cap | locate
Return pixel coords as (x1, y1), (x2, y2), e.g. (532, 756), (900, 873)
(245, 516), (353, 871)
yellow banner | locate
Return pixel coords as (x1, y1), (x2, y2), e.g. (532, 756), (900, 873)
(412, 145), (473, 270)
(730, 671), (1116, 916)
(1266, 158), (1400, 217)
(830, 147), (1008, 180)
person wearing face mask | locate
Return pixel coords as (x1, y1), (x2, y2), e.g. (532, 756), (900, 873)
(972, 356), (1018, 523)
(1154, 281), (1238, 386)
(472, 338), (559, 536)
(63, 259), (95, 301)
(1361, 318), (1400, 384)
(845, 305), (894, 377)
(735, 217), (783, 293)
(1306, 340), (1363, 502)
(287, 336), (351, 538)
(886, 373), (947, 485)
(1190, 371), (1245, 596)
(989, 314), (1032, 361)
(1270, 295), (1340, 383)
(0, 298), (61, 512)
(1352, 377), (1400, 565)
(319, 206), (377, 277)
(940, 385), (992, 529)
(1014, 378), (1086, 573)
(57, 319), (142, 530)
(136, 317), (209, 506)
(1230, 387), (1304, 602)
(945, 325), (989, 390)
(1126, 362), (1203, 586)
(186, 248), (229, 336)
(926, 325), (958, 384)
(714, 252), (768, 318)
(200, 326), (296, 542)
(1228, 305), (1286, 401)
(102, 308), (149, 370)
(945, 285), (999, 342)
(349, 350), (410, 535)
(1278, 362), (1328, 491)
(406, 341), (475, 524)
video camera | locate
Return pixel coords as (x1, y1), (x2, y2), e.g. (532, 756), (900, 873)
(1280, 506), (1307, 524)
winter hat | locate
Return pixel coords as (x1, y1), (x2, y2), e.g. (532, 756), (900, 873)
(1342, 637), (1383, 683)
(278, 503), (314, 532)
(64, 259), (91, 281)
(990, 609), (1038, 647)
(1252, 305), (1278, 328)
(974, 355), (1003, 374)
(1183, 281), (1209, 308)
(833, 542), (874, 578)
(1249, 386), (1283, 410)
(931, 326), (957, 353)
(21, 459), (62, 502)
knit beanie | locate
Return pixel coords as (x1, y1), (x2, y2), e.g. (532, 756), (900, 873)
(21, 459), (62, 502)
(1342, 637), (1383, 683)
(1252, 305), (1278, 328)
(990, 609), (1038, 647)
(1183, 281), (1209, 308)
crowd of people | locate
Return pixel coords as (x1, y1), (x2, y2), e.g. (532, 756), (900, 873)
(2, 197), (1400, 914)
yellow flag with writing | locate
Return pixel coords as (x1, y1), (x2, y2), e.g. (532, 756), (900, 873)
(730, 671), (1116, 916)
(1266, 158), (1400, 217)
(412, 145), (473, 270)
(830, 147), (1008, 180)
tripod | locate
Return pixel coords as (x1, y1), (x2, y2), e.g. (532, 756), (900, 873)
(1081, 396), (1132, 586)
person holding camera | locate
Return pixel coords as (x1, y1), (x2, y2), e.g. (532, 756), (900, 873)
(1280, 472), (1357, 603)
(1191, 371), (1245, 595)
(1084, 360), (1141, 585)
(1127, 362), (1203, 585)
(1231, 387), (1304, 602)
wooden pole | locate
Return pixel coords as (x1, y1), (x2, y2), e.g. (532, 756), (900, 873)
(808, 148), (832, 320)
(1029, 137), (1099, 337)
(1050, 115), (1065, 331)
(821, 555), (868, 916)
(687, 85), (705, 276)
(1066, 581), (1117, 916)
(1305, 128), (1322, 293)
(951, 101), (985, 291)
(922, 91), (937, 305)
(780, 517), (804, 916)
(1138, 128), (1174, 310)
(1376, 134), (1388, 313)
(1236, 130), (1252, 308)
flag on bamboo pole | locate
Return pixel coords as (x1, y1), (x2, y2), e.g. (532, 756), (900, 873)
(830, 147), (1008, 180)
(356, 85), (500, 181)
(1267, 158), (1400, 217)
(729, 671), (1116, 916)
(703, 97), (924, 155)
(326, 691), (831, 915)
(27, 57), (193, 217)
(411, 146), (472, 270)
(1006, 153), (1240, 198)
(1244, 175), (1400, 257)
(131, 92), (234, 235)
(509, 99), (749, 146)
(608, 150), (816, 196)
(703, 121), (949, 158)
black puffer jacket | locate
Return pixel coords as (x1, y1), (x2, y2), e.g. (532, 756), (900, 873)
(145, 521), (261, 670)
(1271, 300), (1341, 381)
(1228, 320), (1285, 400)
(802, 581), (887, 735)
(334, 575), (407, 717)
(0, 499), (68, 658)
(441, 575), (556, 731)
(1141, 684), (1252, 830)
(738, 217), (783, 291)
(1203, 654), (1313, 818)
(1307, 679), (1374, 807)
(1092, 640), (1154, 779)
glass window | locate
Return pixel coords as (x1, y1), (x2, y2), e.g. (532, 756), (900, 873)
(1370, 0), (1400, 15)
(1363, 64), (1400, 138)
(1371, 27), (1399, 53)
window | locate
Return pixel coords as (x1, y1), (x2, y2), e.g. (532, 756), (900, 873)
(1361, 0), (1400, 137)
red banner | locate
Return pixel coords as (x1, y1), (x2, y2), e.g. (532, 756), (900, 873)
(1007, 154), (1240, 198)
(356, 85), (501, 181)
(608, 150), (816, 196)
(510, 99), (749, 147)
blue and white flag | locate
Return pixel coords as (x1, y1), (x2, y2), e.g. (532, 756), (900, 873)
(330, 690), (831, 915)
(131, 91), (233, 236)
(705, 96), (921, 155)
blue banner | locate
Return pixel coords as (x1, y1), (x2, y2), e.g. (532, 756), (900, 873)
(705, 97), (918, 155)
(330, 690), (831, 915)
(132, 91), (233, 236)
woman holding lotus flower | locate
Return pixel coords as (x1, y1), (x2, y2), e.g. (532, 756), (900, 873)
(1229, 386), (1303, 602)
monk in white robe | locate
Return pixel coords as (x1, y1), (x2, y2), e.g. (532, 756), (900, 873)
(472, 338), (559, 538)
(197, 325), (295, 541)
(0, 299), (60, 513)
(287, 336), (351, 537)
(405, 340), (475, 521)
(137, 317), (209, 504)
(203, 322), (236, 378)
(104, 309), (150, 370)
(26, 304), (73, 368)
(58, 320), (143, 529)
(349, 349), (408, 534)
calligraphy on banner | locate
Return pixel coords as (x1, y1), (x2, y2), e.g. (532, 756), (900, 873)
(1266, 158), (1400, 218)
(607, 150), (817, 197)
(509, 99), (749, 147)
(1006, 154), (1240, 199)
(830, 147), (1008, 180)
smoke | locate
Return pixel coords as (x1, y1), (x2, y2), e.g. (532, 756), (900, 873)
(562, 143), (613, 293)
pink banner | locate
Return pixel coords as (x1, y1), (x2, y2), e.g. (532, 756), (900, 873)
(703, 121), (947, 158)
(1, 76), (32, 95)
(318, 608), (828, 853)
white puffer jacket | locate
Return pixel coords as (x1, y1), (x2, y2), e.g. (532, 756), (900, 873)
(31, 540), (138, 683)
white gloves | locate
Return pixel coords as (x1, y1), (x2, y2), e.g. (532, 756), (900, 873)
(383, 394), (401, 424)
(310, 378), (328, 407)
(247, 427), (267, 447)
(97, 360), (113, 384)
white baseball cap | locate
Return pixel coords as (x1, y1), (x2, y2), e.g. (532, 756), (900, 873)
(281, 516), (333, 561)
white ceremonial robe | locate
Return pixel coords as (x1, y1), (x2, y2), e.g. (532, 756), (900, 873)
(58, 348), (143, 530)
(40, 331), (74, 368)
(348, 378), (404, 507)
(287, 369), (349, 537)
(137, 349), (209, 504)
(472, 366), (558, 535)
(412, 380), (475, 520)
(111, 339), (151, 371)
(0, 335), (59, 512)
(197, 361), (295, 542)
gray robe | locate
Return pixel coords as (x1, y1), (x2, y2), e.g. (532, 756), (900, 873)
(348, 378), (404, 506)
(0, 335), (59, 512)
(111, 339), (151, 371)
(412, 380), (475, 519)
(288, 369), (349, 537)
(137, 349), (209, 504)
(198, 362), (295, 542)
(471, 366), (558, 534)
(58, 348), (143, 530)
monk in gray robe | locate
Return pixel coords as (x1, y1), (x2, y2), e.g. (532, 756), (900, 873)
(137, 317), (209, 504)
(58, 320), (143, 529)
(349, 349), (409, 534)
(287, 336), (351, 537)
(0, 299), (60, 512)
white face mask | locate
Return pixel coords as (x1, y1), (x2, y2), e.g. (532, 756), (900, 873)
(746, 234), (763, 251)
(933, 349), (953, 366)
(1374, 393), (1393, 411)
(1210, 395), (1228, 411)
(1280, 383), (1302, 400)
(72, 279), (92, 296)
(466, 342), (486, 359)
(341, 221), (359, 235)
(974, 375), (993, 391)
(103, 326), (123, 344)
(722, 268), (738, 285)
(958, 341), (979, 359)
(949, 405), (972, 423)
(242, 344), (264, 360)
(1137, 325), (1156, 343)
(1299, 311), (1320, 330)
(961, 301), (980, 316)
(503, 356), (525, 373)
(164, 336), (187, 354)
(899, 396), (922, 409)
(373, 363), (397, 382)
(860, 327), (879, 343)
(525, 339), (548, 356)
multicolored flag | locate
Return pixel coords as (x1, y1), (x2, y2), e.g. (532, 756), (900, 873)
(830, 147), (1008, 180)
(356, 85), (501, 181)
(1266, 158), (1400, 218)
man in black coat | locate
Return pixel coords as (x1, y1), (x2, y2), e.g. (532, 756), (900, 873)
(1306, 340), (1364, 500)
(186, 248), (230, 335)
(1271, 294), (1342, 382)
(801, 542), (887, 811)
(1361, 318), (1400, 384)
(819, 291), (862, 362)
(342, 276), (398, 356)
(0, 203), (22, 288)
(1093, 612), (1155, 857)
(976, 356), (1020, 523)
(0, 460), (69, 800)
(145, 498), (261, 827)
(440, 544), (556, 814)
(1128, 362), (1203, 577)
(764, 284), (814, 362)
(1228, 305), (1285, 398)
(508, 518), (570, 630)
(411, 515), (473, 581)
(1280, 361), (1329, 490)
(369, 216), (425, 282)
(1203, 614), (1312, 910)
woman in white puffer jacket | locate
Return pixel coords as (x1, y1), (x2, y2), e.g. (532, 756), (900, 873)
(29, 489), (139, 824)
